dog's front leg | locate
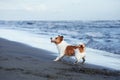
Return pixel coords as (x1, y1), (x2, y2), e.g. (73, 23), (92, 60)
(54, 57), (60, 61)
(54, 54), (64, 61)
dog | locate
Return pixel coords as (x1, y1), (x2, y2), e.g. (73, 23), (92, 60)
(51, 35), (86, 64)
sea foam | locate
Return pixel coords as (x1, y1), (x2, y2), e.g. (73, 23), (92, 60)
(0, 29), (120, 70)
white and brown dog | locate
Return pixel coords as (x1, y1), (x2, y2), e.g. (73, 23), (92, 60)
(51, 35), (86, 64)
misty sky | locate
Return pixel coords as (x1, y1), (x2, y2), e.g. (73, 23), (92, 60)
(0, 0), (120, 20)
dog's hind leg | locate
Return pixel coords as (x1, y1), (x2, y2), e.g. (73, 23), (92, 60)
(74, 60), (78, 64)
(74, 54), (80, 64)
(74, 55), (80, 64)
(82, 57), (85, 64)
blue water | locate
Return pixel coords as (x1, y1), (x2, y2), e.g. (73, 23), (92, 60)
(0, 20), (120, 54)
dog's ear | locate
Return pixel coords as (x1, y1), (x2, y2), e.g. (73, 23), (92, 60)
(61, 36), (64, 38)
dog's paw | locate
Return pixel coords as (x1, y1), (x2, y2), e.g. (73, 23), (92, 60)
(74, 61), (78, 64)
(53, 59), (58, 61)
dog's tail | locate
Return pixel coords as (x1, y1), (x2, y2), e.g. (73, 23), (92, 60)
(80, 44), (85, 48)
(78, 43), (85, 53)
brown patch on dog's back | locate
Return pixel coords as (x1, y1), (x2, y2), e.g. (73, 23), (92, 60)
(65, 46), (77, 56)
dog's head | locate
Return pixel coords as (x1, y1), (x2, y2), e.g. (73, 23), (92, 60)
(50, 35), (64, 45)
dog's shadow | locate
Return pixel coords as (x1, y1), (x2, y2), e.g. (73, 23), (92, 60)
(58, 57), (85, 66)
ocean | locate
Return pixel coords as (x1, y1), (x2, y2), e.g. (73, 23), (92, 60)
(0, 20), (120, 54)
(0, 20), (120, 70)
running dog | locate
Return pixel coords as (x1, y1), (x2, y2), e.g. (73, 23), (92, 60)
(51, 35), (86, 64)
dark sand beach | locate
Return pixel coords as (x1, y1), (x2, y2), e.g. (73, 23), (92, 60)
(0, 38), (120, 80)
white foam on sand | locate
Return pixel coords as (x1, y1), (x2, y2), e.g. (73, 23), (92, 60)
(0, 29), (120, 70)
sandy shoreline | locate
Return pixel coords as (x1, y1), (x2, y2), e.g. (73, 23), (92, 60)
(0, 38), (120, 80)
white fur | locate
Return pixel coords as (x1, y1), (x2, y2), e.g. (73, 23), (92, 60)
(54, 40), (86, 63)
(74, 49), (86, 63)
(54, 40), (69, 61)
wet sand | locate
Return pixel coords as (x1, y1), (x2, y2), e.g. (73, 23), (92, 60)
(0, 38), (120, 80)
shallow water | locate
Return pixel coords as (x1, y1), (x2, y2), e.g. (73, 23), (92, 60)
(0, 20), (120, 54)
(0, 28), (120, 70)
